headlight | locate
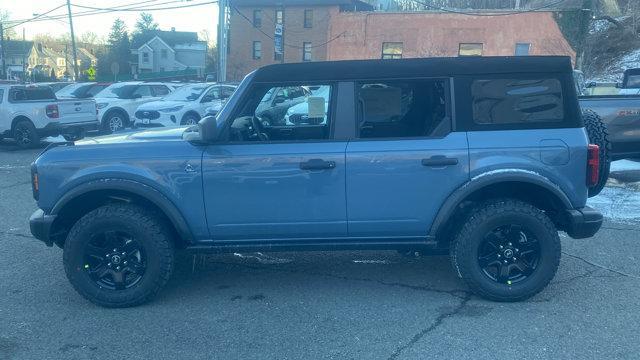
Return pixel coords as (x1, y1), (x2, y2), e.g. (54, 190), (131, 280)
(96, 103), (108, 109)
(159, 105), (184, 113)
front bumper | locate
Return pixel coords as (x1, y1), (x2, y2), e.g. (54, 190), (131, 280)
(29, 209), (56, 246)
(564, 206), (603, 239)
(134, 113), (178, 128)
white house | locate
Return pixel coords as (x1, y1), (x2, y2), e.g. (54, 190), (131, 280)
(130, 30), (207, 77)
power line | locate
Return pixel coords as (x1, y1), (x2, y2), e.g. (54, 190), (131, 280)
(71, 1), (218, 12)
(5, 0), (216, 26)
(232, 5), (345, 49)
(3, 4), (67, 30)
(4, 0), (164, 24)
(410, 0), (567, 16)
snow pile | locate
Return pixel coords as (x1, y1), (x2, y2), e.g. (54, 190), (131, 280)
(591, 48), (640, 82)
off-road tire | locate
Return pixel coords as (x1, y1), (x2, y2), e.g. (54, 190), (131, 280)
(13, 120), (40, 149)
(63, 204), (174, 308)
(450, 199), (561, 302)
(582, 109), (611, 197)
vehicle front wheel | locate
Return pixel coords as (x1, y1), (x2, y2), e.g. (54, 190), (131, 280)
(63, 204), (174, 307)
(13, 120), (40, 149)
(102, 111), (126, 134)
(450, 199), (561, 302)
(180, 113), (200, 126)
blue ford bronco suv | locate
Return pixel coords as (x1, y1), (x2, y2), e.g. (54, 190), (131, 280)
(30, 57), (606, 307)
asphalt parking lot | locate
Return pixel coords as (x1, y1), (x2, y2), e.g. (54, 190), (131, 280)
(1, 138), (640, 360)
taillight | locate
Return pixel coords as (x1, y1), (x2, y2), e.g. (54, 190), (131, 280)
(46, 104), (59, 119)
(587, 144), (600, 187)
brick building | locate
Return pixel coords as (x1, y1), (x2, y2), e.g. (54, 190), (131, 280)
(227, 0), (373, 80)
(327, 11), (575, 61)
(227, 0), (575, 80)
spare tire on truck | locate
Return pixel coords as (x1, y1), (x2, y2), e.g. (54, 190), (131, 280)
(582, 109), (611, 197)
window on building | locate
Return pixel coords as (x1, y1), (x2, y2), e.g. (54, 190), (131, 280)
(274, 52), (283, 61)
(253, 9), (262, 27)
(227, 84), (330, 142)
(142, 52), (150, 63)
(275, 9), (284, 25)
(161, 49), (168, 59)
(57, 58), (66, 67)
(159, 67), (165, 72)
(381, 42), (403, 59)
(356, 80), (450, 139)
(459, 43), (483, 56)
(471, 78), (564, 125)
(304, 10), (313, 28)
(303, 42), (312, 61)
(515, 43), (531, 56)
(253, 41), (262, 60)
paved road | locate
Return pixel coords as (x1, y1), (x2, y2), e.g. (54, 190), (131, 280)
(1, 139), (640, 360)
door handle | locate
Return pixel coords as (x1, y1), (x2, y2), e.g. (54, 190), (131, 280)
(300, 159), (336, 171)
(421, 155), (458, 167)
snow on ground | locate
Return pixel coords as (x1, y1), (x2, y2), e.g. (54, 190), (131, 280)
(588, 161), (640, 223)
(591, 48), (640, 83)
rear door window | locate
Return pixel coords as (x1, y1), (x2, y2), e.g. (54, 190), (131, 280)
(356, 79), (450, 138)
(471, 78), (563, 125)
(152, 85), (170, 97)
(9, 87), (55, 101)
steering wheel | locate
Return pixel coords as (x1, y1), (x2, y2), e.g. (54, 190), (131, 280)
(251, 115), (269, 141)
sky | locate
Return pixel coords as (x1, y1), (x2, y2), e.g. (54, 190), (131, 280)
(1, 0), (219, 43)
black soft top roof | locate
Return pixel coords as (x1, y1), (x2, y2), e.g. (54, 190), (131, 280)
(252, 56), (573, 83)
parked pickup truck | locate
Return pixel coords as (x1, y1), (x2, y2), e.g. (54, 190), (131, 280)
(579, 95), (640, 160)
(0, 84), (98, 148)
(30, 56), (603, 307)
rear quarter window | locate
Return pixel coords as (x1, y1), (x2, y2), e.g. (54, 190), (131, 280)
(472, 78), (564, 125)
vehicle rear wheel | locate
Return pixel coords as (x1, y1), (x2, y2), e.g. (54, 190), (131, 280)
(180, 113), (200, 126)
(450, 199), (561, 302)
(63, 204), (174, 308)
(12, 120), (40, 149)
(102, 111), (126, 134)
(582, 109), (611, 197)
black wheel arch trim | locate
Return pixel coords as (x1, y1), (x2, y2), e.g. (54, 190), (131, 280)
(50, 178), (194, 243)
(428, 170), (574, 239)
(181, 111), (201, 122)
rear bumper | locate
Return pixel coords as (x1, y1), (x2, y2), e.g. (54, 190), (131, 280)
(564, 206), (603, 239)
(39, 120), (99, 137)
(29, 209), (56, 246)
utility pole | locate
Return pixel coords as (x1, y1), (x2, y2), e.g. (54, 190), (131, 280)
(576, 0), (595, 70)
(66, 0), (79, 80)
(217, 0), (228, 82)
(515, 0), (521, 10)
(0, 23), (6, 79)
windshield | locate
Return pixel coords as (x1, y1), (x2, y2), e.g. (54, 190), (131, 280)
(95, 83), (140, 99)
(163, 84), (208, 101)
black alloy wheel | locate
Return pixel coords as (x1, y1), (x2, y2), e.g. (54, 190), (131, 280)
(83, 230), (147, 290)
(477, 224), (540, 285)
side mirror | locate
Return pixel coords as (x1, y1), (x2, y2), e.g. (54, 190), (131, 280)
(198, 115), (218, 142)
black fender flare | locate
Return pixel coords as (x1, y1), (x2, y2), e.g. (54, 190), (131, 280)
(51, 178), (194, 243)
(428, 170), (573, 239)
